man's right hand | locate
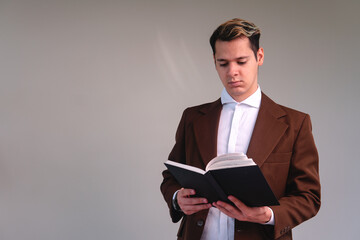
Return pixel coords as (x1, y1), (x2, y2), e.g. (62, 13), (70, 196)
(177, 188), (212, 215)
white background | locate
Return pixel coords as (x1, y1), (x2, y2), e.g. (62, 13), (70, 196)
(1, 0), (359, 239)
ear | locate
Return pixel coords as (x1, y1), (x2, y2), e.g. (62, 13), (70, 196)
(257, 47), (264, 66)
(213, 54), (216, 65)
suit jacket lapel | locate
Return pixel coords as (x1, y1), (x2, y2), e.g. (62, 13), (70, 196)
(247, 93), (288, 167)
(192, 93), (288, 168)
(193, 99), (222, 167)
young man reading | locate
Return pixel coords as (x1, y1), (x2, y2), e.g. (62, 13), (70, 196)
(161, 18), (320, 240)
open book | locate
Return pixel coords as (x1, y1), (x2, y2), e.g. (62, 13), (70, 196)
(165, 153), (279, 207)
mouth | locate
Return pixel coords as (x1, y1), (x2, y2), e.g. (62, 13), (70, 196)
(228, 80), (243, 87)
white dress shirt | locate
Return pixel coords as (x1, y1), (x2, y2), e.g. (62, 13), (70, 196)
(200, 86), (274, 240)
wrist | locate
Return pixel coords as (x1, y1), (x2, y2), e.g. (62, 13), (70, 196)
(262, 207), (275, 225)
(172, 190), (182, 211)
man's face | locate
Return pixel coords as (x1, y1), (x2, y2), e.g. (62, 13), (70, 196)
(214, 37), (264, 102)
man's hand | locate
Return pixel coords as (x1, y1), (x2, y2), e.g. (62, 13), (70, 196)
(213, 195), (272, 224)
(177, 188), (212, 215)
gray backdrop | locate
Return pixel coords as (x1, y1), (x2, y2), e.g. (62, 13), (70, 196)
(1, 0), (359, 239)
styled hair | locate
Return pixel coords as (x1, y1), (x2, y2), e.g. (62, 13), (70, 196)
(210, 18), (261, 58)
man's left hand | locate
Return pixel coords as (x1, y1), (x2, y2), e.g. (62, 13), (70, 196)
(213, 195), (272, 224)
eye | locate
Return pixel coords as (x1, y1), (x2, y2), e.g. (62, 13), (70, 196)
(219, 62), (228, 67)
(237, 61), (246, 65)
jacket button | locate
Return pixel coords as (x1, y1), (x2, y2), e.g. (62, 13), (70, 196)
(197, 220), (204, 227)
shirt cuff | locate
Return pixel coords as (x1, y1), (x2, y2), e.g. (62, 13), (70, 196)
(172, 189), (181, 211)
(262, 207), (275, 225)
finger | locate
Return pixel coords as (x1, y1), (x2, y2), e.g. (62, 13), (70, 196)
(228, 196), (269, 217)
(228, 196), (248, 211)
(184, 203), (212, 211)
(215, 200), (235, 210)
(228, 197), (271, 222)
(213, 202), (238, 219)
(181, 197), (208, 206)
(177, 189), (209, 207)
(182, 203), (212, 215)
(178, 188), (196, 197)
(215, 201), (240, 216)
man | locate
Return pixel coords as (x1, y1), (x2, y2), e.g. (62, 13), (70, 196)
(160, 18), (320, 240)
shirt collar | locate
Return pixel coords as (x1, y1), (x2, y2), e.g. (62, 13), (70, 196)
(221, 85), (261, 108)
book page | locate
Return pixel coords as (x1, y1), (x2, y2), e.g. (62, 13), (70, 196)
(205, 153), (256, 172)
(165, 160), (206, 175)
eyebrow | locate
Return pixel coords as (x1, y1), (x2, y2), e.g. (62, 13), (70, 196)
(216, 56), (249, 62)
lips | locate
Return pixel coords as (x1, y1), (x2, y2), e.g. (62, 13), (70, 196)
(228, 80), (243, 87)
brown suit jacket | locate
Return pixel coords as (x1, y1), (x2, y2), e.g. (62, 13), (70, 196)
(161, 93), (321, 240)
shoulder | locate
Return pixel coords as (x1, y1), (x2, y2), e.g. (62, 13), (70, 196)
(181, 98), (221, 121)
(261, 92), (311, 127)
(279, 104), (308, 119)
(185, 98), (221, 112)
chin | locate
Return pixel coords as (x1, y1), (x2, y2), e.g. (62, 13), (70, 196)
(230, 89), (247, 96)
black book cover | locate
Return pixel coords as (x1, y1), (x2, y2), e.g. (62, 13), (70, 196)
(165, 161), (279, 207)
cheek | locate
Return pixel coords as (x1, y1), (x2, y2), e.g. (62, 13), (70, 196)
(217, 69), (227, 80)
(242, 68), (255, 80)
(215, 67), (221, 76)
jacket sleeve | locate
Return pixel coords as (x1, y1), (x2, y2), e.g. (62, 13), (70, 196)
(160, 109), (187, 223)
(272, 114), (321, 239)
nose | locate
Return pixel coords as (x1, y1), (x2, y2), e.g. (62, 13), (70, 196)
(227, 62), (239, 78)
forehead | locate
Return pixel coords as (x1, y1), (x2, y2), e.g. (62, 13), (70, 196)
(214, 37), (253, 59)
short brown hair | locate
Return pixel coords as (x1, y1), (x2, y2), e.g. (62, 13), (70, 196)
(210, 18), (261, 58)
